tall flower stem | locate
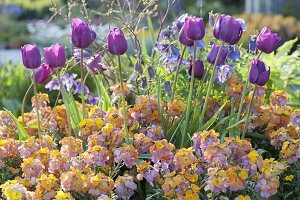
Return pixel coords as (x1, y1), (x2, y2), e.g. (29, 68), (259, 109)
(181, 42), (197, 148)
(56, 70), (72, 136)
(242, 86), (257, 138)
(171, 45), (187, 101)
(32, 71), (42, 138)
(21, 82), (34, 126)
(236, 52), (262, 125)
(199, 42), (225, 126)
(80, 48), (87, 118)
(117, 55), (129, 144)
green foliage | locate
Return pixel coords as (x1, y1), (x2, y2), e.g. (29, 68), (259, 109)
(0, 64), (31, 115)
(263, 38), (300, 104)
(3, 0), (60, 10)
(3, 108), (29, 141)
(0, 14), (29, 45)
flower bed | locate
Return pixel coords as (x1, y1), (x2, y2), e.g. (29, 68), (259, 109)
(0, 10), (299, 200)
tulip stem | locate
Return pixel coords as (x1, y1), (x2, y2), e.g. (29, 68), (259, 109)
(181, 42), (197, 148)
(242, 86), (257, 138)
(171, 45), (186, 101)
(199, 42), (225, 126)
(117, 55), (130, 144)
(80, 48), (87, 118)
(236, 51), (262, 131)
(32, 71), (42, 138)
(56, 70), (72, 136)
(21, 82), (34, 126)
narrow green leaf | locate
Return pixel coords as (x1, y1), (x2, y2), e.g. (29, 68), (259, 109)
(4, 108), (29, 141)
(97, 76), (111, 111)
(256, 149), (268, 155)
(138, 153), (152, 159)
(213, 113), (237, 130)
(198, 101), (227, 131)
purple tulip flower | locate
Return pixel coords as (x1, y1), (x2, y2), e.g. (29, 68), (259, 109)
(256, 27), (281, 54)
(87, 54), (106, 74)
(179, 16), (205, 46)
(107, 28), (128, 55)
(185, 16), (205, 41)
(213, 14), (243, 45)
(34, 63), (53, 84)
(44, 44), (67, 69)
(189, 60), (205, 79)
(207, 44), (228, 66)
(21, 44), (41, 69)
(249, 59), (270, 86)
(71, 18), (96, 49)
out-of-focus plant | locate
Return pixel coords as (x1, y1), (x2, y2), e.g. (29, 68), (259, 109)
(0, 14), (29, 48)
(27, 20), (70, 48)
(263, 37), (300, 104)
(0, 64), (31, 115)
(238, 13), (300, 41)
(2, 0), (60, 11)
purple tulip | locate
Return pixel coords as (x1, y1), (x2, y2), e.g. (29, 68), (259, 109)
(184, 16), (205, 41)
(213, 14), (243, 45)
(44, 44), (67, 69)
(71, 18), (96, 49)
(249, 59), (270, 86)
(207, 44), (228, 65)
(107, 28), (128, 55)
(21, 44), (41, 69)
(189, 60), (204, 79)
(34, 63), (53, 84)
(256, 27), (281, 54)
(87, 54), (106, 73)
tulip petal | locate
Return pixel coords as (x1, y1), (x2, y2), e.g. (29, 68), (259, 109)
(249, 62), (259, 84)
(256, 68), (270, 86)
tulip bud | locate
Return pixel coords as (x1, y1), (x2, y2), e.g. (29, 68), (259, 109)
(44, 44), (67, 69)
(189, 60), (204, 79)
(213, 14), (243, 45)
(164, 81), (171, 94)
(87, 54), (106, 74)
(21, 44), (41, 69)
(134, 60), (142, 74)
(249, 35), (257, 53)
(107, 28), (128, 55)
(71, 18), (96, 49)
(249, 59), (270, 86)
(207, 44), (228, 66)
(256, 27), (281, 54)
(33, 63), (53, 84)
(147, 66), (155, 79)
(141, 77), (147, 88)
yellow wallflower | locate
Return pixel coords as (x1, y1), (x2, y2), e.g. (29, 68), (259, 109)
(285, 175), (294, 181)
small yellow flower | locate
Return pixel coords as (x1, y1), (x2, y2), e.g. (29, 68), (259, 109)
(236, 195), (251, 200)
(248, 150), (259, 163)
(285, 175), (294, 181)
